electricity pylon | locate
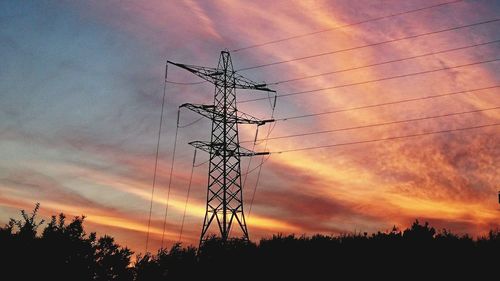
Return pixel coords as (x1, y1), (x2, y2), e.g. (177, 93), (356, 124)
(168, 51), (275, 245)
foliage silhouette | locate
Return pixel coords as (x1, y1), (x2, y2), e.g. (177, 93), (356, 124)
(0, 204), (133, 281)
(1, 204), (498, 280)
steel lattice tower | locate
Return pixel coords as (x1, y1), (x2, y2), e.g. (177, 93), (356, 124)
(168, 51), (275, 245)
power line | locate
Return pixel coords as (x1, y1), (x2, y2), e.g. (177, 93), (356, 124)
(248, 123), (274, 219)
(272, 85), (499, 121)
(246, 102), (277, 219)
(231, 0), (465, 52)
(267, 39), (500, 85)
(241, 127), (259, 191)
(179, 117), (204, 128)
(178, 149), (197, 243)
(145, 62), (169, 253)
(194, 159), (210, 167)
(239, 58), (500, 103)
(242, 154), (272, 177)
(242, 97), (277, 202)
(242, 106), (500, 143)
(159, 105), (207, 246)
(270, 123), (500, 154)
(236, 18), (499, 71)
(160, 109), (181, 249)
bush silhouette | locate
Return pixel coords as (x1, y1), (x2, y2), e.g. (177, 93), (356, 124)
(0, 204), (133, 281)
(1, 204), (498, 280)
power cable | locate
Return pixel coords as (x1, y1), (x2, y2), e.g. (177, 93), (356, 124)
(272, 85), (499, 121)
(241, 126), (260, 191)
(247, 105), (276, 219)
(267, 40), (500, 85)
(242, 106), (500, 143)
(145, 62), (169, 253)
(179, 117), (204, 128)
(236, 18), (499, 71)
(231, 0), (465, 52)
(160, 108), (180, 249)
(241, 154), (272, 177)
(271, 123), (500, 154)
(178, 149), (197, 243)
(239, 58), (500, 103)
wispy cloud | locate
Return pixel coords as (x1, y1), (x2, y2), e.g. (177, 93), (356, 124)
(1, 0), (499, 254)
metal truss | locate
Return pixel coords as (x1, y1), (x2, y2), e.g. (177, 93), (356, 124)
(168, 51), (275, 245)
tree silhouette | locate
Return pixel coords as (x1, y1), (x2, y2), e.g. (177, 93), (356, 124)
(0, 204), (133, 281)
(94, 235), (134, 281)
(1, 204), (498, 280)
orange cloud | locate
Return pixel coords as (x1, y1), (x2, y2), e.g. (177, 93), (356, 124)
(2, 0), (499, 255)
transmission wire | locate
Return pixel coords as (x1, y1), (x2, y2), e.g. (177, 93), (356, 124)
(236, 18), (499, 71)
(160, 108), (181, 249)
(231, 0), (465, 52)
(178, 149), (197, 243)
(266, 39), (500, 85)
(145, 61), (169, 253)
(271, 123), (500, 154)
(242, 106), (500, 143)
(239, 58), (500, 103)
(271, 85), (499, 122)
(247, 105), (276, 219)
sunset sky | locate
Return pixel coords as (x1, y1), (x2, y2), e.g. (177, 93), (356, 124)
(1, 0), (499, 253)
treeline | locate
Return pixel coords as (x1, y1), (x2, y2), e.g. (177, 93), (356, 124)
(1, 204), (498, 280)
